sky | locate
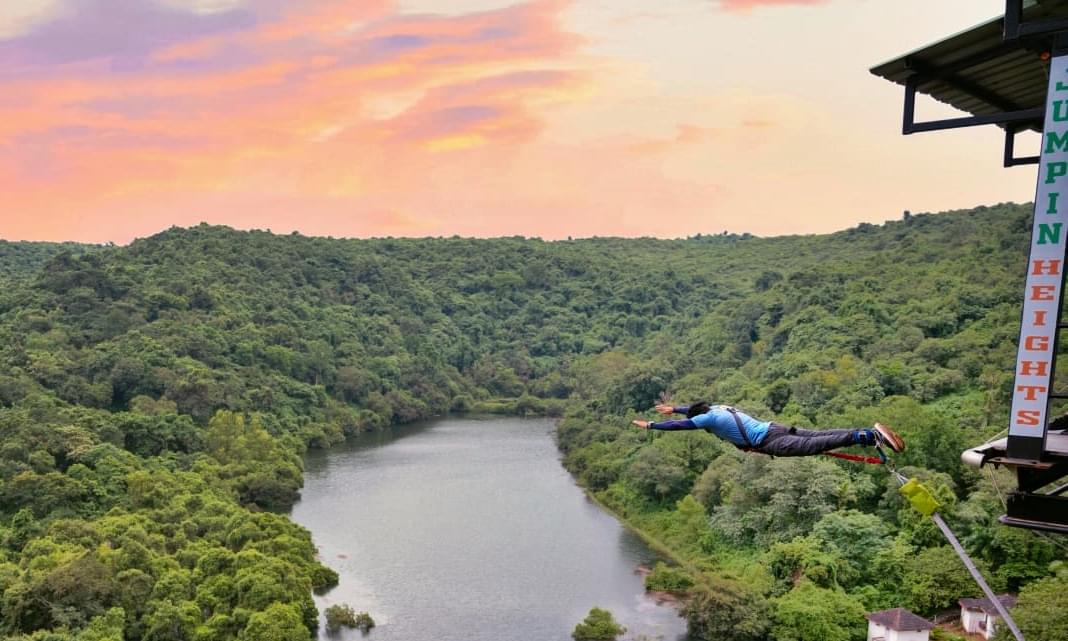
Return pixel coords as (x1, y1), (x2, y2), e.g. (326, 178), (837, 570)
(0, 0), (1043, 243)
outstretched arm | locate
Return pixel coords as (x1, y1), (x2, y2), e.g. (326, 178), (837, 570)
(654, 404), (690, 416)
(632, 418), (699, 430)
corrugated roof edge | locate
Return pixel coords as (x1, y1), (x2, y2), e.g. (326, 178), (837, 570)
(870, 14), (1005, 80)
(868, 0), (1068, 82)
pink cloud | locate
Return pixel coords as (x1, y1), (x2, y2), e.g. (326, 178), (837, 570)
(626, 124), (718, 154)
(0, 0), (594, 242)
(368, 70), (584, 150)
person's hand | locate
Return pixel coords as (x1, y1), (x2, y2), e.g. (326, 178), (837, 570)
(632, 420), (651, 429)
(654, 404), (674, 415)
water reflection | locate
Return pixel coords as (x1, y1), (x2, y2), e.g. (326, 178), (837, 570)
(292, 417), (689, 641)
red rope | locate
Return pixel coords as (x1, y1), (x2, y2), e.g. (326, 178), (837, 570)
(822, 451), (885, 465)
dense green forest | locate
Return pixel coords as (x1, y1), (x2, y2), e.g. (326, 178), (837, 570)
(0, 203), (1065, 640)
(0, 242), (96, 285)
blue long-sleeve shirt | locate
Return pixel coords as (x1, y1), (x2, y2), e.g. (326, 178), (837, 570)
(650, 405), (769, 447)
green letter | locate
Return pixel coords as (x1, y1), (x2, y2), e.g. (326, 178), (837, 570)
(1047, 131), (1068, 153)
(1046, 162), (1068, 184)
(1055, 100), (1068, 122)
(1049, 192), (1061, 214)
(1039, 223), (1063, 245)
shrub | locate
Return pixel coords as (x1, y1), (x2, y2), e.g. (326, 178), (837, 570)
(324, 604), (356, 634)
(354, 611), (375, 632)
(572, 607), (626, 641)
(644, 562), (695, 593)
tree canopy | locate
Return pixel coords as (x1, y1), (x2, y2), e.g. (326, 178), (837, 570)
(0, 203), (1064, 639)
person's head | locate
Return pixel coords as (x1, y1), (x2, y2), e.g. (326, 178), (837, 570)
(687, 401), (711, 418)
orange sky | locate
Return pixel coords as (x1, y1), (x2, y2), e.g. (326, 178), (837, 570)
(0, 0), (1040, 243)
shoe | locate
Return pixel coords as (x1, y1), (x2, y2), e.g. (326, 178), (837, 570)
(873, 422), (905, 453)
(855, 429), (877, 446)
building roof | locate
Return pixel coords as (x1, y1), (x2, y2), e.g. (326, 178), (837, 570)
(866, 608), (936, 631)
(869, 0), (1068, 131)
(959, 594), (1019, 616)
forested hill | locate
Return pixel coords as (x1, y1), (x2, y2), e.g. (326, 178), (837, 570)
(0, 241), (95, 284)
(0, 202), (1064, 641)
(0, 202), (1032, 428)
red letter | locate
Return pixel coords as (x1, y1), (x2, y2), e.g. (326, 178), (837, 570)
(1031, 284), (1057, 300)
(1025, 335), (1052, 351)
(1016, 410), (1041, 426)
(1020, 360), (1050, 376)
(1032, 259), (1063, 275)
(1034, 310), (1050, 326)
(1017, 384), (1048, 400)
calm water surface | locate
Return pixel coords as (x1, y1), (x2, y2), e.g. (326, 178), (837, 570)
(290, 417), (689, 641)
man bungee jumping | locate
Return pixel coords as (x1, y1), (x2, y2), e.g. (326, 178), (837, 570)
(632, 402), (905, 457)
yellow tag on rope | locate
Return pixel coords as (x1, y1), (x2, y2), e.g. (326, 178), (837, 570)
(899, 478), (941, 517)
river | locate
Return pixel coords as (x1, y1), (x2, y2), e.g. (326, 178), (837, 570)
(290, 416), (690, 641)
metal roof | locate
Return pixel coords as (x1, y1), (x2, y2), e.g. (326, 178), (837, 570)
(960, 595), (1019, 616)
(870, 0), (1068, 130)
(865, 608), (935, 632)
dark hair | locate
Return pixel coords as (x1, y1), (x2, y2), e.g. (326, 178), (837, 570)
(687, 401), (711, 418)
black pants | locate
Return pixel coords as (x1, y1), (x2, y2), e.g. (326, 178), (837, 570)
(753, 423), (858, 457)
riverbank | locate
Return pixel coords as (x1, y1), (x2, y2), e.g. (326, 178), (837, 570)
(580, 487), (707, 592)
(465, 395), (567, 417)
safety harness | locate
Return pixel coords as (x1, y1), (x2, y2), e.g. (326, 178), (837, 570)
(723, 406), (755, 450)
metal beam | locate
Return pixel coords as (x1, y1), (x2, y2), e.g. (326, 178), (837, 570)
(1019, 17), (1068, 39)
(1046, 480), (1068, 495)
(907, 49), (1029, 114)
(1005, 1), (1068, 42)
(1004, 0), (1023, 41)
(1017, 462), (1068, 492)
(1005, 126), (1042, 166)
(1005, 491), (1068, 525)
(902, 76), (917, 135)
(904, 106), (1044, 134)
(999, 514), (1068, 533)
(931, 512), (1026, 641)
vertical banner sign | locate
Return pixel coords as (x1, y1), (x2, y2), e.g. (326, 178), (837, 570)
(1008, 54), (1068, 460)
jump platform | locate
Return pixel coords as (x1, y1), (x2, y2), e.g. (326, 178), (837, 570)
(963, 429), (1068, 534)
(963, 429), (1068, 469)
(874, 1), (1068, 534)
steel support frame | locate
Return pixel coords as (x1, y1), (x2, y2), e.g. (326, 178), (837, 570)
(1016, 460), (1068, 492)
(1004, 126), (1041, 166)
(998, 513), (1068, 534)
(898, 1), (1068, 139)
(1006, 0), (1068, 41)
(1000, 453), (1068, 536)
(901, 71), (1043, 137)
(1004, 491), (1068, 528)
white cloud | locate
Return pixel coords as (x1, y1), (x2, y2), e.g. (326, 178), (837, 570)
(0, 0), (65, 39)
(156, 0), (248, 15)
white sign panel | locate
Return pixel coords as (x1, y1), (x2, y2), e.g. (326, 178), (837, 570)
(1008, 53), (1068, 452)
